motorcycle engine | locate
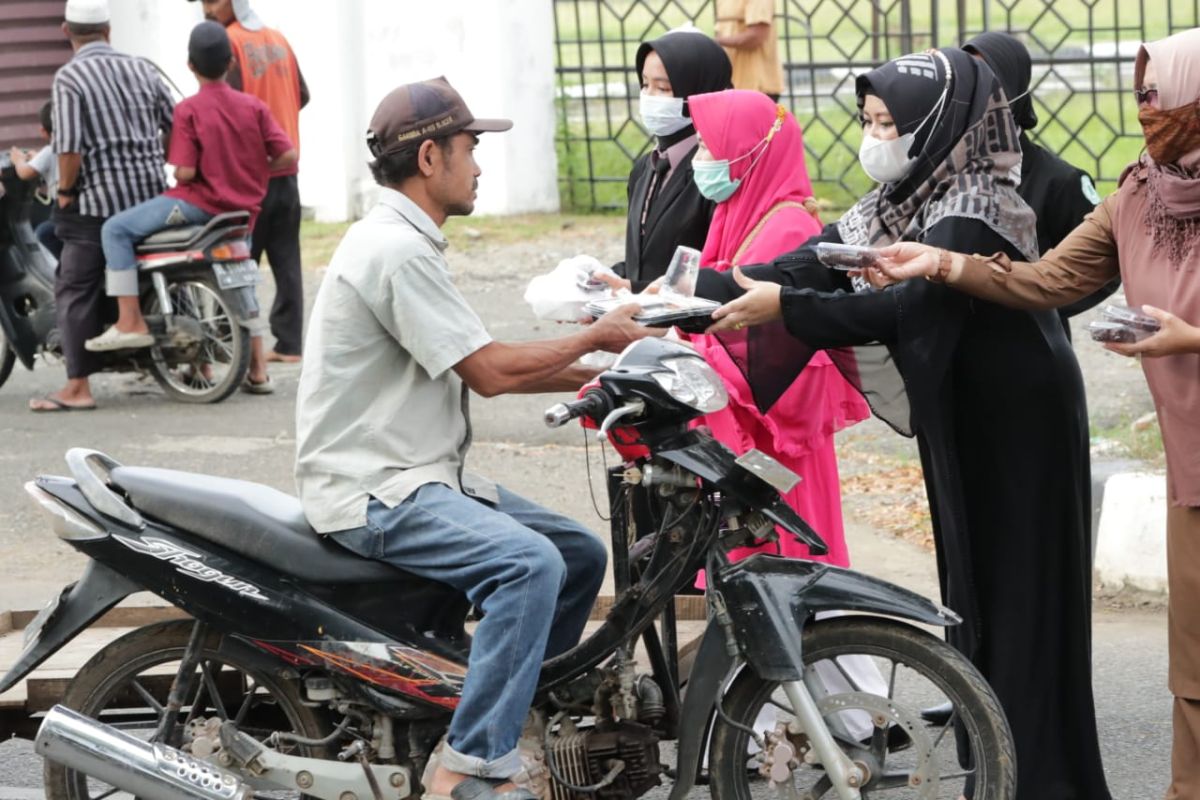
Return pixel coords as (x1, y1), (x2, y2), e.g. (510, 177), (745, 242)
(529, 719), (662, 800)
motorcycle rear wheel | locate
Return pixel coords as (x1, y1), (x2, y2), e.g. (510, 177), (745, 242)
(709, 616), (1015, 800)
(146, 276), (251, 404)
(44, 619), (327, 800)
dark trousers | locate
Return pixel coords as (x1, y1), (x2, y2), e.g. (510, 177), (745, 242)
(35, 219), (64, 259)
(53, 211), (108, 379)
(251, 174), (304, 356)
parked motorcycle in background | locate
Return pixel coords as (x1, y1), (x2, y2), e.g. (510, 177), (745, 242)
(5, 338), (1016, 799)
(0, 152), (260, 403)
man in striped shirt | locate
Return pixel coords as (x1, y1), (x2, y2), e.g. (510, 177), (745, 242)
(32, 0), (174, 412)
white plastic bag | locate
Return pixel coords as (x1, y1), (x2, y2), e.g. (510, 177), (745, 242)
(524, 255), (614, 322)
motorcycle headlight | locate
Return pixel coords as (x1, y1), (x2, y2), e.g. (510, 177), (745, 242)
(651, 356), (728, 414)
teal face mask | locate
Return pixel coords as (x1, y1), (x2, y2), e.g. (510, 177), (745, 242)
(692, 159), (741, 202)
(691, 107), (786, 203)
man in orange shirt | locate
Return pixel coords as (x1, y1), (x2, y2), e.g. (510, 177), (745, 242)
(193, 0), (310, 379)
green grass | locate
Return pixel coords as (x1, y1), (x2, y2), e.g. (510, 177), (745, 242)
(1092, 416), (1166, 463)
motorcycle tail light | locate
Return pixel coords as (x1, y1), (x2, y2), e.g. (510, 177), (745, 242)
(24, 482), (108, 542)
(208, 240), (251, 261)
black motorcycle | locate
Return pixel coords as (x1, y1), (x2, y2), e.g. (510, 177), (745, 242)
(0, 153), (260, 403)
(5, 337), (1015, 800)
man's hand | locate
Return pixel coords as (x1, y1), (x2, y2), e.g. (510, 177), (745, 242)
(1104, 305), (1200, 359)
(875, 242), (943, 281)
(705, 267), (781, 333)
(595, 272), (632, 293)
(586, 303), (657, 353)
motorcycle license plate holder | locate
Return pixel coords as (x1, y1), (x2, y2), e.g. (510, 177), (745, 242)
(23, 588), (67, 647)
(212, 259), (260, 290)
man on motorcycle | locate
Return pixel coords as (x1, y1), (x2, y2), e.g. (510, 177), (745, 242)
(294, 77), (652, 800)
(83, 20), (295, 397)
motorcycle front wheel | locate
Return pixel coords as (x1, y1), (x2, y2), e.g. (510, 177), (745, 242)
(709, 616), (1015, 800)
(44, 619), (327, 800)
(146, 276), (251, 404)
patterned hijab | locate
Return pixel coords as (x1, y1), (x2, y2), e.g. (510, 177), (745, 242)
(1132, 28), (1200, 265)
(839, 48), (1038, 262)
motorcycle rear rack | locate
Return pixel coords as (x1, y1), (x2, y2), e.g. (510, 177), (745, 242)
(65, 449), (144, 531)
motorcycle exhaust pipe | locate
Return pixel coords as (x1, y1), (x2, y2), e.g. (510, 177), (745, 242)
(35, 704), (252, 800)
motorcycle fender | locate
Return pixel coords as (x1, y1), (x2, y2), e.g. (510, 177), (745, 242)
(717, 554), (960, 683)
(668, 619), (733, 800)
(0, 560), (140, 695)
(0, 245), (54, 368)
(657, 438), (828, 555)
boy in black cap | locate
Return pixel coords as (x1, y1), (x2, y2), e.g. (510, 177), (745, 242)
(86, 20), (296, 391)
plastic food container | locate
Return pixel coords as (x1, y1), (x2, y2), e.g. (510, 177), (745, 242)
(1087, 320), (1154, 344)
(815, 242), (881, 270)
(1100, 304), (1161, 333)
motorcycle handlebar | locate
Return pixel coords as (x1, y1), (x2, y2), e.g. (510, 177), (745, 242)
(544, 390), (610, 428)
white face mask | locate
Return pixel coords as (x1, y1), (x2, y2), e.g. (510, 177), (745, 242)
(858, 133), (917, 184)
(857, 63), (951, 185)
(639, 93), (691, 137)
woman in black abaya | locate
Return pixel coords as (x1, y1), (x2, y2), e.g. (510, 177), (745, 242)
(695, 48), (1111, 799)
(612, 30), (732, 290)
(962, 31), (1120, 330)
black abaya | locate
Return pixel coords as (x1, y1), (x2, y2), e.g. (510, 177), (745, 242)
(695, 217), (1111, 800)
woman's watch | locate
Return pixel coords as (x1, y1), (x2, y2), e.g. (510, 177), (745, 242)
(57, 186), (79, 198)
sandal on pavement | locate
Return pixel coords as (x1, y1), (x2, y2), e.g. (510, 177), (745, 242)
(85, 325), (154, 352)
(29, 394), (96, 413)
(242, 375), (275, 395)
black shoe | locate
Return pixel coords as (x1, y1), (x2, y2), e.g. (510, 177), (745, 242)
(920, 701), (954, 726)
(859, 724), (913, 753)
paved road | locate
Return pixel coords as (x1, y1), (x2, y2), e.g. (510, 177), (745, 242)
(0, 228), (1171, 797)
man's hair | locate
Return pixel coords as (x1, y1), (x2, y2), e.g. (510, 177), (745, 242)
(368, 136), (455, 187)
(39, 100), (53, 134)
(66, 21), (109, 38)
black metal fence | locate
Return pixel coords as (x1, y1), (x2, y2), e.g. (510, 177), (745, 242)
(553, 0), (1200, 212)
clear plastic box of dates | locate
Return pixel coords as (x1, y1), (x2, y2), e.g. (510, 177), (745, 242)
(1088, 304), (1161, 344)
(815, 242), (881, 271)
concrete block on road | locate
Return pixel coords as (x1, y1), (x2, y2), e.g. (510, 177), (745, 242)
(1095, 472), (1167, 593)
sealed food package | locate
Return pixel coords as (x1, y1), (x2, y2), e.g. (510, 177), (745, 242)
(1100, 304), (1161, 333)
(584, 293), (719, 329)
(815, 242), (881, 270)
(1088, 304), (1161, 344)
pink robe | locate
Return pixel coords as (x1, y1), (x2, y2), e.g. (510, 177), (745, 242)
(686, 90), (870, 575)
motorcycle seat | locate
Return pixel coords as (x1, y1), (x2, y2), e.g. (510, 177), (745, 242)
(108, 465), (409, 585)
(135, 211), (251, 254)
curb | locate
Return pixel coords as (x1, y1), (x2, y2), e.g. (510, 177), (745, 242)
(1094, 470), (1168, 593)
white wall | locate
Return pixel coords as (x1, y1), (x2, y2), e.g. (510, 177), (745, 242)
(106, 0), (559, 221)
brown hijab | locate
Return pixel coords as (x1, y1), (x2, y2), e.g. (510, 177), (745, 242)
(1118, 27), (1200, 505)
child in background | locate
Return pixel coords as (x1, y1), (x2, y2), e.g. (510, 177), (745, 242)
(8, 100), (63, 258)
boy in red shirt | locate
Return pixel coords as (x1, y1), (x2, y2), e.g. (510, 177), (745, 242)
(86, 20), (295, 364)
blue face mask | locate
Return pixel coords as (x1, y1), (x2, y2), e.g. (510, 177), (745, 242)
(692, 159), (741, 202)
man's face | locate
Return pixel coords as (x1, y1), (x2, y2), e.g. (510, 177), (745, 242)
(201, 0), (235, 25)
(430, 132), (481, 218)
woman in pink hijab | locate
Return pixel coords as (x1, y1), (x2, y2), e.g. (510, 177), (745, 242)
(687, 89), (870, 572)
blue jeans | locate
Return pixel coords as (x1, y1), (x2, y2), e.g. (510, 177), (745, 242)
(100, 195), (211, 296)
(331, 483), (607, 778)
